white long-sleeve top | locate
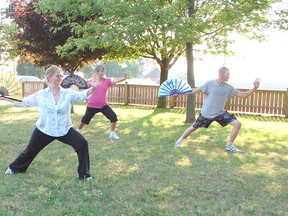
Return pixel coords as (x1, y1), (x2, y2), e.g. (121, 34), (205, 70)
(14, 87), (90, 137)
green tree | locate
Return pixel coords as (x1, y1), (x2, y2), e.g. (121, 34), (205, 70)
(0, 22), (18, 64)
(16, 61), (45, 78)
(81, 59), (144, 79)
(105, 59), (144, 78)
(6, 0), (107, 73)
(275, 2), (288, 30)
(40, 0), (283, 116)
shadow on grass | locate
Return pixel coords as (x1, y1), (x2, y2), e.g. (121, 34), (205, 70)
(85, 106), (286, 192)
(1, 104), (287, 215)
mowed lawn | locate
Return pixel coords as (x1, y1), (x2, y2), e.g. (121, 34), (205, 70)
(0, 102), (287, 216)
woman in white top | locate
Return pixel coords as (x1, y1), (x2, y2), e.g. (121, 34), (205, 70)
(1, 65), (98, 180)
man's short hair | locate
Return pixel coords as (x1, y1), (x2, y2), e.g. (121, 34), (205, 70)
(218, 67), (229, 74)
(95, 65), (106, 72)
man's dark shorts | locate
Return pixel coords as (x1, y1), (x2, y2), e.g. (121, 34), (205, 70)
(193, 111), (237, 128)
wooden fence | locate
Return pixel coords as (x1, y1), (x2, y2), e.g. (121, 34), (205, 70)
(21, 81), (46, 97)
(21, 82), (288, 118)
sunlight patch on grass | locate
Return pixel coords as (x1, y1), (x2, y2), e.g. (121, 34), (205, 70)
(193, 135), (212, 144)
(51, 158), (62, 166)
(121, 115), (136, 123)
(248, 140), (287, 152)
(36, 185), (52, 199)
(264, 182), (283, 197)
(69, 152), (77, 158)
(206, 151), (230, 161)
(154, 186), (175, 202)
(175, 156), (192, 167)
(130, 146), (141, 152)
(1, 113), (38, 122)
(118, 109), (154, 118)
(266, 152), (288, 161)
(122, 127), (132, 135)
(255, 152), (288, 164)
(240, 162), (278, 176)
(159, 204), (169, 213)
(26, 185), (52, 201)
(105, 159), (138, 175)
(195, 149), (208, 156)
(249, 142), (266, 151)
(127, 164), (139, 173)
(142, 120), (150, 128)
(137, 130), (146, 137)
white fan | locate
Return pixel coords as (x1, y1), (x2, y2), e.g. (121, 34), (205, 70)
(0, 72), (22, 101)
(158, 78), (192, 97)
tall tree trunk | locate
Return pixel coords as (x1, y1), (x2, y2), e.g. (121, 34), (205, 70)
(185, 42), (196, 123)
(185, 0), (196, 123)
(157, 59), (170, 108)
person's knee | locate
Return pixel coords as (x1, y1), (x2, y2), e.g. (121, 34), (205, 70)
(110, 114), (118, 123)
(77, 139), (88, 152)
(82, 139), (88, 147)
(234, 120), (242, 129)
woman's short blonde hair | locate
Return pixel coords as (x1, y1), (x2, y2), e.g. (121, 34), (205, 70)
(44, 65), (62, 84)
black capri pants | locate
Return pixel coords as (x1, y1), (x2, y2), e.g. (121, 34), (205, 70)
(81, 105), (118, 125)
(9, 127), (91, 179)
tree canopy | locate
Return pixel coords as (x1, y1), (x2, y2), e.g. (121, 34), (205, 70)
(40, 0), (284, 109)
(6, 0), (107, 72)
(0, 21), (18, 63)
(16, 61), (44, 78)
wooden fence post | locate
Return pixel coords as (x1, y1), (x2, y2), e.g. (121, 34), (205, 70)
(169, 96), (175, 108)
(124, 82), (129, 105)
(21, 82), (25, 98)
(284, 88), (288, 118)
(225, 98), (231, 111)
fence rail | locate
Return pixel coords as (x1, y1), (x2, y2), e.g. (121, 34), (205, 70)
(21, 82), (288, 118)
(108, 84), (288, 118)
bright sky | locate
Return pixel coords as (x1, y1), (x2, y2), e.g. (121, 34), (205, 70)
(170, 30), (288, 89)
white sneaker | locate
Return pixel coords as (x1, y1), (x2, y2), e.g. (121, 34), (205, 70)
(80, 176), (93, 181)
(109, 132), (120, 140)
(175, 139), (183, 147)
(76, 129), (81, 133)
(86, 176), (93, 181)
(5, 167), (15, 175)
(225, 144), (240, 153)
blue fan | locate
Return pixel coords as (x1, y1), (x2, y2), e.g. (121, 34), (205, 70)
(158, 78), (192, 97)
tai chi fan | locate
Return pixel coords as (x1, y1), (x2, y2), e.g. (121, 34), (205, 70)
(158, 78), (192, 97)
(61, 74), (88, 90)
(0, 72), (22, 102)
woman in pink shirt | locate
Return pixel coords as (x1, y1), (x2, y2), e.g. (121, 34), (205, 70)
(77, 65), (128, 140)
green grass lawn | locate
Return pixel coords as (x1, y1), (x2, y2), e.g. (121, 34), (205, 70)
(0, 103), (287, 216)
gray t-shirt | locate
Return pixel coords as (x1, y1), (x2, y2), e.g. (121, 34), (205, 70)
(199, 79), (239, 118)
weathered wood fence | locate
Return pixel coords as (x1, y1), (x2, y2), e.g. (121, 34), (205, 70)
(21, 82), (288, 118)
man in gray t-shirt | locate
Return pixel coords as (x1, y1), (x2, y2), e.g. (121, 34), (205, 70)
(175, 67), (260, 152)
